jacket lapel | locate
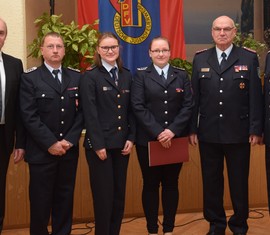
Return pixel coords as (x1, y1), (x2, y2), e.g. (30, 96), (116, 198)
(41, 64), (61, 94)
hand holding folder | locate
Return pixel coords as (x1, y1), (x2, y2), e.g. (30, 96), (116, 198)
(148, 137), (189, 167)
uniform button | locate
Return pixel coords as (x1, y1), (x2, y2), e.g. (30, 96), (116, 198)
(219, 102), (223, 105)
(42, 94), (45, 97)
(118, 126), (122, 130)
(164, 111), (168, 114)
(61, 121), (64, 124)
(118, 116), (121, 119)
(75, 93), (78, 97)
(61, 108), (65, 112)
(164, 90), (168, 94)
(117, 94), (121, 98)
(60, 133), (63, 136)
(202, 75), (205, 78)
(61, 96), (64, 100)
(269, 91), (270, 95)
(164, 101), (168, 104)
(219, 114), (223, 117)
(219, 90), (223, 93)
(241, 75), (243, 78)
(220, 78), (224, 81)
(118, 105), (121, 109)
(269, 79), (270, 83)
(165, 121), (168, 125)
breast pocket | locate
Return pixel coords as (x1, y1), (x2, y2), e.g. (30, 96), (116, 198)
(233, 71), (249, 91)
(35, 91), (55, 112)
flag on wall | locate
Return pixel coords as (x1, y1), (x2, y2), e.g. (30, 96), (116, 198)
(77, 0), (185, 74)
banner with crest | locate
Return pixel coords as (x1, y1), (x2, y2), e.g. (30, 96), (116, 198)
(77, 0), (185, 74)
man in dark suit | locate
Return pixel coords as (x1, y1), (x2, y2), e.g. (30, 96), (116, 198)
(263, 51), (270, 212)
(20, 32), (83, 235)
(189, 16), (263, 235)
(0, 18), (25, 233)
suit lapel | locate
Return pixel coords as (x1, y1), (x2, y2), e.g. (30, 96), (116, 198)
(61, 68), (71, 92)
(147, 64), (166, 88)
(207, 48), (221, 75)
(166, 66), (177, 85)
(221, 45), (239, 73)
(41, 64), (61, 94)
(2, 53), (12, 105)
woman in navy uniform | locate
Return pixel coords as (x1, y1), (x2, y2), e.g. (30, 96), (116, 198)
(131, 36), (193, 235)
(80, 32), (135, 235)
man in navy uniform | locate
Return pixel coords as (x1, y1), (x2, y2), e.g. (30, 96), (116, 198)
(0, 17), (25, 233)
(189, 16), (263, 235)
(263, 51), (270, 212)
(20, 32), (83, 235)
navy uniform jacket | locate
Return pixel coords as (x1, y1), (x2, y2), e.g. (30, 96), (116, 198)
(264, 52), (270, 146)
(20, 64), (83, 163)
(190, 45), (263, 143)
(131, 63), (194, 147)
(2, 53), (25, 155)
(80, 66), (136, 151)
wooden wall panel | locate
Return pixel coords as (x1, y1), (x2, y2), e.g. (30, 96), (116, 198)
(4, 138), (268, 229)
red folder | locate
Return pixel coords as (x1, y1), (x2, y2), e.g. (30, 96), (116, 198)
(148, 137), (189, 166)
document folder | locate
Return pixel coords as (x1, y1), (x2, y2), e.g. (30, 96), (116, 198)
(148, 137), (189, 166)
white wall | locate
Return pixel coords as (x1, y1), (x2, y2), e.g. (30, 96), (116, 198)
(0, 0), (26, 68)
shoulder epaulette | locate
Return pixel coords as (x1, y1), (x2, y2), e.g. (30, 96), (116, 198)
(25, 67), (37, 73)
(172, 65), (185, 71)
(122, 66), (130, 71)
(86, 65), (97, 71)
(243, 47), (256, 53)
(196, 48), (208, 54)
(267, 50), (270, 54)
(137, 66), (147, 71)
(67, 67), (80, 72)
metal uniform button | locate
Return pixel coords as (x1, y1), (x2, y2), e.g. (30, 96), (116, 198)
(118, 116), (121, 119)
(165, 121), (168, 125)
(164, 101), (167, 104)
(219, 114), (223, 117)
(118, 126), (122, 130)
(117, 94), (121, 98)
(220, 90), (223, 93)
(220, 78), (224, 81)
(61, 108), (65, 112)
(165, 111), (168, 114)
(42, 94), (45, 97)
(118, 105), (121, 109)
(61, 121), (64, 124)
(75, 93), (78, 97)
(61, 96), (64, 100)
(60, 133), (63, 137)
(164, 90), (168, 94)
(219, 102), (223, 105)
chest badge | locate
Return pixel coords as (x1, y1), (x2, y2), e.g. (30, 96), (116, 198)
(239, 82), (245, 89)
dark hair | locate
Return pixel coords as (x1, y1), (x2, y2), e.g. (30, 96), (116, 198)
(40, 32), (64, 46)
(148, 36), (171, 50)
(94, 32), (123, 70)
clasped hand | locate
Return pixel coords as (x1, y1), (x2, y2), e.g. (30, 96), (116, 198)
(48, 139), (72, 156)
(157, 129), (175, 148)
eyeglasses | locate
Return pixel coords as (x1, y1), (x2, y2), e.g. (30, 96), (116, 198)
(150, 49), (170, 54)
(99, 45), (119, 52)
(212, 27), (235, 33)
(45, 44), (64, 50)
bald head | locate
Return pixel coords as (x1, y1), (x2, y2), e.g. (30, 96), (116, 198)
(211, 15), (237, 51)
(0, 18), (7, 51)
(212, 15), (235, 29)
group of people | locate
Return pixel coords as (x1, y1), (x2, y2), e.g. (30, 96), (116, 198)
(0, 13), (270, 235)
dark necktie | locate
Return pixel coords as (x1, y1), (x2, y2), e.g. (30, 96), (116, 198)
(0, 72), (2, 119)
(220, 52), (227, 70)
(110, 67), (118, 86)
(52, 69), (61, 88)
(160, 70), (166, 82)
